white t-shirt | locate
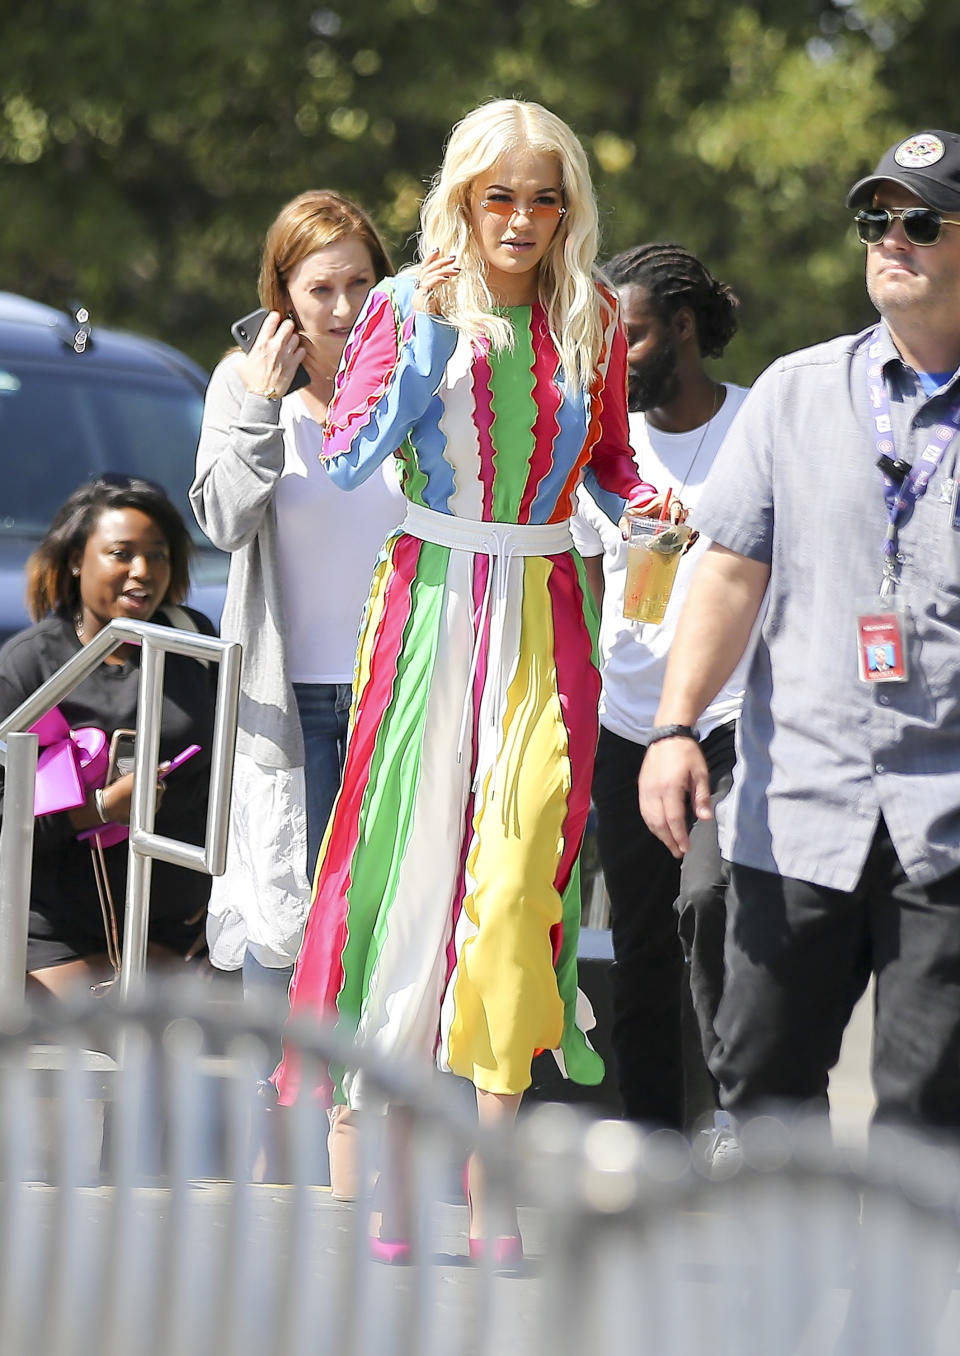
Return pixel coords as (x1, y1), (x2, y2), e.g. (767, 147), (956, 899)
(571, 383), (751, 745)
(274, 392), (405, 682)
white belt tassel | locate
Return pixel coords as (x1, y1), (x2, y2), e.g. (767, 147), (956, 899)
(401, 503), (574, 794)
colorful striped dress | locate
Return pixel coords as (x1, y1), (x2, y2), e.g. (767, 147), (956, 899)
(274, 274), (654, 1106)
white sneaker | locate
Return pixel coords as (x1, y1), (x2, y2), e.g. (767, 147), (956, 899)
(700, 1111), (743, 1180)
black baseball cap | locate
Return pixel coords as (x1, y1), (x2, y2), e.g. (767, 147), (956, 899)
(846, 130), (960, 212)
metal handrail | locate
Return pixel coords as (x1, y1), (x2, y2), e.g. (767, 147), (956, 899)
(0, 731), (39, 1006)
(0, 618), (241, 999)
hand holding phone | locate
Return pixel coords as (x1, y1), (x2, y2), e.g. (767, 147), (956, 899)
(230, 308), (310, 394)
(85, 739), (200, 832)
(158, 744), (202, 782)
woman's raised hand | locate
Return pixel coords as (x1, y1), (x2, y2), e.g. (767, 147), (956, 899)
(236, 311), (305, 400)
(636, 493), (688, 523)
(411, 249), (460, 316)
(618, 494), (688, 539)
(70, 768), (167, 833)
(101, 770), (166, 825)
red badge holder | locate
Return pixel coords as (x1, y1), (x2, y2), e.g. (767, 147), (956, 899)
(855, 597), (909, 683)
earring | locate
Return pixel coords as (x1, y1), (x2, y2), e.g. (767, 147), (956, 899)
(71, 567), (80, 576)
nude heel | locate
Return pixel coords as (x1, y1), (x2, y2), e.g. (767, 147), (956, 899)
(327, 1103), (362, 1201)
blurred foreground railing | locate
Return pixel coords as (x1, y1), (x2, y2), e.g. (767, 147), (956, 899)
(0, 984), (958, 1356)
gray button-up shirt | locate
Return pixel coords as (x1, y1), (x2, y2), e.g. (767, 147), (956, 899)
(695, 323), (960, 890)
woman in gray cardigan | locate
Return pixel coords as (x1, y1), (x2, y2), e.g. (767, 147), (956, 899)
(190, 192), (402, 1005)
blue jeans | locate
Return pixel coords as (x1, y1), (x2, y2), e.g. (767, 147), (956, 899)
(293, 681), (352, 882)
(242, 681), (349, 1058)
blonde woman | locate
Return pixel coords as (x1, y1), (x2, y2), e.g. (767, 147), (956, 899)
(274, 102), (666, 1258)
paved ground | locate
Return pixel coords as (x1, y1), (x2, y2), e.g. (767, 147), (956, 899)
(14, 982), (959, 1356)
(829, 981), (875, 1145)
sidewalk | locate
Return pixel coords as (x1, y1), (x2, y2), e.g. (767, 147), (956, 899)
(536, 927), (879, 1141)
(829, 981), (875, 1145)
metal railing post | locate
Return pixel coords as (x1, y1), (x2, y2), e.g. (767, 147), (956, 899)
(204, 638), (242, 877)
(117, 636), (165, 1001)
(0, 731), (38, 1006)
(0, 619), (241, 994)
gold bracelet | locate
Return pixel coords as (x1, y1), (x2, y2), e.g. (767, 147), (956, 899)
(255, 387), (281, 401)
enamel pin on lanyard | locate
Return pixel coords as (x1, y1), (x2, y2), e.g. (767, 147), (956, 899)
(856, 330), (960, 683)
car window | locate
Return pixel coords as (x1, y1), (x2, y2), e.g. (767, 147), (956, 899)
(0, 359), (207, 547)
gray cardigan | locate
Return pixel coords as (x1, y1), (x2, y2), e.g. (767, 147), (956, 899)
(190, 354), (304, 769)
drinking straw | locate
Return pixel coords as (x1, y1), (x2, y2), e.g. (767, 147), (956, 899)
(659, 487), (673, 522)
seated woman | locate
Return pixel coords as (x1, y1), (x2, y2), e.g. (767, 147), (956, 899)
(0, 475), (218, 997)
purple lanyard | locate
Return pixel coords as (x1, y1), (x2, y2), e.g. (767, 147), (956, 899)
(865, 329), (960, 590)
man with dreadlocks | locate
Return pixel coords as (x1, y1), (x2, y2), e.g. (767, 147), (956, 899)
(572, 243), (749, 1164)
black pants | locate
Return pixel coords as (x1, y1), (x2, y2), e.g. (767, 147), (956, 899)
(591, 722), (736, 1129)
(713, 819), (960, 1132)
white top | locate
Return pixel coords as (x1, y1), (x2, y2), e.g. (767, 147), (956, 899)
(570, 383), (751, 744)
(274, 392), (405, 682)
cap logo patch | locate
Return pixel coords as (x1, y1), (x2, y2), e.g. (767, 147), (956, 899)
(895, 134), (945, 168)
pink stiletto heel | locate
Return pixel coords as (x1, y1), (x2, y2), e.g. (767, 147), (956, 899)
(368, 1234), (412, 1265)
(468, 1234), (523, 1266)
(465, 1157), (523, 1268)
(490, 1234), (524, 1268)
(368, 1173), (412, 1265)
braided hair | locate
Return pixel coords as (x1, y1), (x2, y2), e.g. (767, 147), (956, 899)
(604, 243), (740, 359)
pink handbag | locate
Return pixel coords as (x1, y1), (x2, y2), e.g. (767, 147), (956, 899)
(30, 708), (129, 976)
(31, 708), (109, 816)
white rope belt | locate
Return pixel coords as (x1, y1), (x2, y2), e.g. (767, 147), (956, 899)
(402, 502), (574, 784)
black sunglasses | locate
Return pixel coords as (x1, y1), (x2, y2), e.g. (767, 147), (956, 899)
(854, 206), (960, 247)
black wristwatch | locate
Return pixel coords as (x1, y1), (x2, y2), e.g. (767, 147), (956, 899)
(646, 724), (700, 747)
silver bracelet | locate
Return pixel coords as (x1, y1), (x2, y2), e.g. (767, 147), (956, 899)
(94, 787), (110, 824)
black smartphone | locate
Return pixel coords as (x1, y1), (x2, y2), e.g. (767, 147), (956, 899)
(230, 307), (310, 393)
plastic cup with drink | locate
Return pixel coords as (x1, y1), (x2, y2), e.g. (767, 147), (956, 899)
(622, 488), (692, 624)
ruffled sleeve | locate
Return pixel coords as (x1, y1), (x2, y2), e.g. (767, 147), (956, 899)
(581, 285), (657, 522)
(321, 277), (458, 489)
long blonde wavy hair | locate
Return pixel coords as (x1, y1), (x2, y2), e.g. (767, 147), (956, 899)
(417, 100), (607, 392)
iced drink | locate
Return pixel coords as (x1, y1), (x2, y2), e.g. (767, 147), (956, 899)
(623, 520), (691, 624)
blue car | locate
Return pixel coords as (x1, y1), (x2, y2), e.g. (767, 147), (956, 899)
(0, 292), (226, 644)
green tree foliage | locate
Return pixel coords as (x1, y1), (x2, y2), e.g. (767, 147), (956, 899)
(0, 0), (955, 382)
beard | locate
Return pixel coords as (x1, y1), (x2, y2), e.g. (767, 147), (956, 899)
(627, 334), (681, 412)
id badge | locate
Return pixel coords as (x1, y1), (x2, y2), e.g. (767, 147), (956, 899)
(855, 596), (909, 683)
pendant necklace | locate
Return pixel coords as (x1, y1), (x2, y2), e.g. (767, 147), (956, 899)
(676, 384), (723, 498)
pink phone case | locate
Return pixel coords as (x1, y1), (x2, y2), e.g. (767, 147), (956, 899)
(158, 744), (201, 781)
